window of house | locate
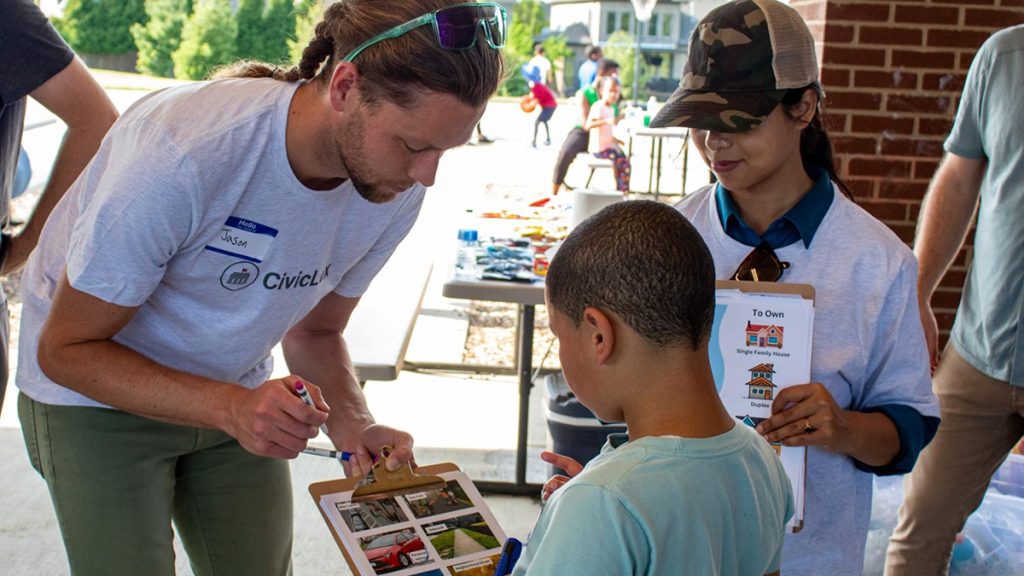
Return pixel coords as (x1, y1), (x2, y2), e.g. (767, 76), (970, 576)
(647, 14), (659, 37)
(661, 13), (673, 37)
(620, 12), (632, 33)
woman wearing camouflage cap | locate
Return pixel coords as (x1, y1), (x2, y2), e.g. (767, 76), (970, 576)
(650, 1), (939, 574)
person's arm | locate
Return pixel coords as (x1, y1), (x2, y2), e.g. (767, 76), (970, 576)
(36, 273), (326, 458)
(282, 290), (414, 475)
(913, 152), (986, 362)
(3, 57), (118, 273)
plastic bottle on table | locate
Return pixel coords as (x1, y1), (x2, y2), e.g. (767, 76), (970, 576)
(455, 228), (479, 280)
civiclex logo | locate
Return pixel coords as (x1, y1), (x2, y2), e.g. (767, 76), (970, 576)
(220, 261), (259, 291)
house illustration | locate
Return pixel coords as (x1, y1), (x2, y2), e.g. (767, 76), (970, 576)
(745, 363), (777, 400)
(745, 321), (784, 348)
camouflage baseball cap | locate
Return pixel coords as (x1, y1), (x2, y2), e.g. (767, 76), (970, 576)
(650, 0), (818, 132)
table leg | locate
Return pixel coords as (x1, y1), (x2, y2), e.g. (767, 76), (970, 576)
(647, 137), (656, 196)
(682, 130), (690, 194)
(654, 137), (664, 201)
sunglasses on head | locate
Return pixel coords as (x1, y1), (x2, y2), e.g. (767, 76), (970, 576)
(342, 2), (508, 63)
(731, 241), (791, 282)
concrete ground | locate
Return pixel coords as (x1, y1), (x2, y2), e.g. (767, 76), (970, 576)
(0, 70), (709, 574)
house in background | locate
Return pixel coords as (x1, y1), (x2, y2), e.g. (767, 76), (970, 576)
(545, 0), (724, 95)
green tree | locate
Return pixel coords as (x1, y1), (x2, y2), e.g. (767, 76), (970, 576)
(54, 0), (147, 54)
(261, 0), (297, 64)
(132, 0), (192, 77)
(603, 29), (655, 102)
(507, 0), (545, 57)
(234, 0), (264, 60)
(172, 0), (237, 80)
(289, 0), (322, 64)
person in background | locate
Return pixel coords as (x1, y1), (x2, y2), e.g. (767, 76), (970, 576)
(0, 0), (118, 417)
(528, 42), (552, 87)
(885, 24), (1024, 576)
(648, 1), (939, 574)
(524, 66), (557, 148)
(577, 45), (602, 91)
(14, 1), (505, 574)
(550, 58), (620, 196)
(513, 200), (792, 576)
(584, 76), (630, 195)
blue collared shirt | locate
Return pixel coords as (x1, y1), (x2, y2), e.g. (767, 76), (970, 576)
(715, 167), (834, 249)
(715, 168), (939, 475)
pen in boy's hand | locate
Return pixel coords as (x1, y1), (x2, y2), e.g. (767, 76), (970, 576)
(294, 380), (329, 436)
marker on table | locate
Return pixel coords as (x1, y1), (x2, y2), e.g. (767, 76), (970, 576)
(294, 380), (329, 436)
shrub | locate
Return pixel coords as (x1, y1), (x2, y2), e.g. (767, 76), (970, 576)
(54, 0), (146, 54)
(132, 0), (192, 77)
(172, 0), (236, 80)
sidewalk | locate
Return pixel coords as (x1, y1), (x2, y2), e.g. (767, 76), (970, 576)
(1, 78), (708, 574)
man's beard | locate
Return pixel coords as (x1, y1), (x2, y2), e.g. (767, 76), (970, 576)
(336, 110), (405, 204)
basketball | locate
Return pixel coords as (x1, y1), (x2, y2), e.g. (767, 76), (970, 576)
(520, 94), (536, 113)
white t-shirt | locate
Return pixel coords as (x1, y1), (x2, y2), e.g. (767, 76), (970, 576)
(678, 185), (938, 576)
(17, 78), (426, 407)
(528, 55), (551, 85)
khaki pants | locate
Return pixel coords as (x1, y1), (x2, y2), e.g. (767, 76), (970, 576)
(885, 345), (1024, 575)
(19, 393), (294, 576)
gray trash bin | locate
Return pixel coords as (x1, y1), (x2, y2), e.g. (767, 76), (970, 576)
(544, 372), (627, 477)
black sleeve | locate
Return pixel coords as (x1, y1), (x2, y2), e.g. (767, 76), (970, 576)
(0, 0), (76, 107)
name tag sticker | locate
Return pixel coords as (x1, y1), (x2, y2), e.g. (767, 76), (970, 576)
(204, 216), (278, 263)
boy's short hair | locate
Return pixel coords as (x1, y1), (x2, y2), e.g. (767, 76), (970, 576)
(597, 58), (620, 75)
(546, 201), (715, 350)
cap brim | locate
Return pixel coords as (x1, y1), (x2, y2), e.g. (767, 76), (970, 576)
(650, 88), (786, 133)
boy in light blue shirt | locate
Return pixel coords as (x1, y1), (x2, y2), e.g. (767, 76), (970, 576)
(512, 201), (793, 576)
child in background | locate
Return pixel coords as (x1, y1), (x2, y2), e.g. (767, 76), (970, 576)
(527, 77), (557, 148)
(512, 200), (793, 576)
(584, 76), (630, 194)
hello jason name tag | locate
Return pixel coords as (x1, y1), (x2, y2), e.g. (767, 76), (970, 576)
(204, 216), (278, 263)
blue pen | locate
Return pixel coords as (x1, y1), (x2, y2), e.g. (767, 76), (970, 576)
(294, 380), (329, 436)
(494, 537), (522, 576)
(301, 446), (353, 462)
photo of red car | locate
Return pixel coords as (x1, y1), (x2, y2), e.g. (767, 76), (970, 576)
(361, 529), (429, 574)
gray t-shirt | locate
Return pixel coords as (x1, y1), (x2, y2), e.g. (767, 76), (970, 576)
(17, 78), (425, 407)
(945, 25), (1024, 386)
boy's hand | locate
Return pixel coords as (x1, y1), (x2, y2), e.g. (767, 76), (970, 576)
(539, 451), (583, 503)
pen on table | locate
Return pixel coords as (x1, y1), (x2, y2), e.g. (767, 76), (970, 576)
(494, 537), (522, 575)
(294, 380), (329, 436)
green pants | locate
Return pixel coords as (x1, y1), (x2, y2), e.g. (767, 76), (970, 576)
(19, 393), (294, 576)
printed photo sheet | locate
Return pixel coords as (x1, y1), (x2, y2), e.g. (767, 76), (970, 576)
(319, 471), (506, 576)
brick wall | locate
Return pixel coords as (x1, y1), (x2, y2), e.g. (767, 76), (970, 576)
(789, 0), (1024, 348)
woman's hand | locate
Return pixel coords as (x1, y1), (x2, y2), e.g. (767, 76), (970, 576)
(755, 383), (854, 454)
(539, 451), (583, 503)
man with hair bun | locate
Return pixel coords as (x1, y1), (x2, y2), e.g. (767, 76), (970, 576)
(15, 1), (506, 573)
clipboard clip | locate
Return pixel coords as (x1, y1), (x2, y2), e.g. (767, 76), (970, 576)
(351, 446), (446, 502)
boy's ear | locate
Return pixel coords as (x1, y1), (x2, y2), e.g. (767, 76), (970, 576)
(327, 62), (359, 112)
(582, 307), (615, 365)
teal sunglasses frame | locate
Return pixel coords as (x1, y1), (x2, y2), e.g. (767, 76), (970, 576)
(341, 2), (508, 63)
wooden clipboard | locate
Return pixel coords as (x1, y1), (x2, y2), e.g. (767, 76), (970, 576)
(715, 280), (814, 533)
(309, 460), (456, 574)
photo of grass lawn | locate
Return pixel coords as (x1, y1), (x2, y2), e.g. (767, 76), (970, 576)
(424, 513), (500, 560)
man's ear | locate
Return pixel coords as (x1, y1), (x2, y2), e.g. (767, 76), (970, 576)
(327, 62), (359, 112)
(794, 87), (818, 127)
(582, 307), (616, 365)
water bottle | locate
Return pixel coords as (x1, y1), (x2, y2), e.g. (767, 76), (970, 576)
(646, 95), (659, 126)
(455, 228), (479, 280)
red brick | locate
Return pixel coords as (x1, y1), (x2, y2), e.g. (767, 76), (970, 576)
(887, 94), (953, 114)
(928, 29), (993, 49)
(861, 200), (910, 221)
(895, 5), (961, 24)
(823, 46), (887, 66)
(908, 201), (922, 220)
(821, 67), (851, 88)
(878, 179), (929, 199)
(939, 269), (968, 289)
(850, 158), (914, 179)
(921, 72), (966, 92)
(965, 8), (1024, 26)
(833, 135), (878, 154)
(933, 0), (995, 4)
(1002, 0), (1024, 7)
(846, 178), (878, 199)
(824, 111), (848, 131)
(825, 23), (855, 43)
(887, 222), (917, 242)
(880, 138), (946, 157)
(960, 50), (979, 70)
(859, 25), (924, 45)
(892, 49), (957, 69)
(935, 311), (959, 329)
(829, 3), (892, 22)
(851, 114), (915, 135)
(854, 69), (918, 89)
(930, 290), (963, 309)
(828, 90), (884, 111)
(914, 159), (941, 179)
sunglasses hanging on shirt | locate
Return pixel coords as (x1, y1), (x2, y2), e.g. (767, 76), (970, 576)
(731, 241), (791, 282)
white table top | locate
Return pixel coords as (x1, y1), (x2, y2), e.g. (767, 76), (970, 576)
(442, 276), (545, 306)
(631, 126), (688, 138)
